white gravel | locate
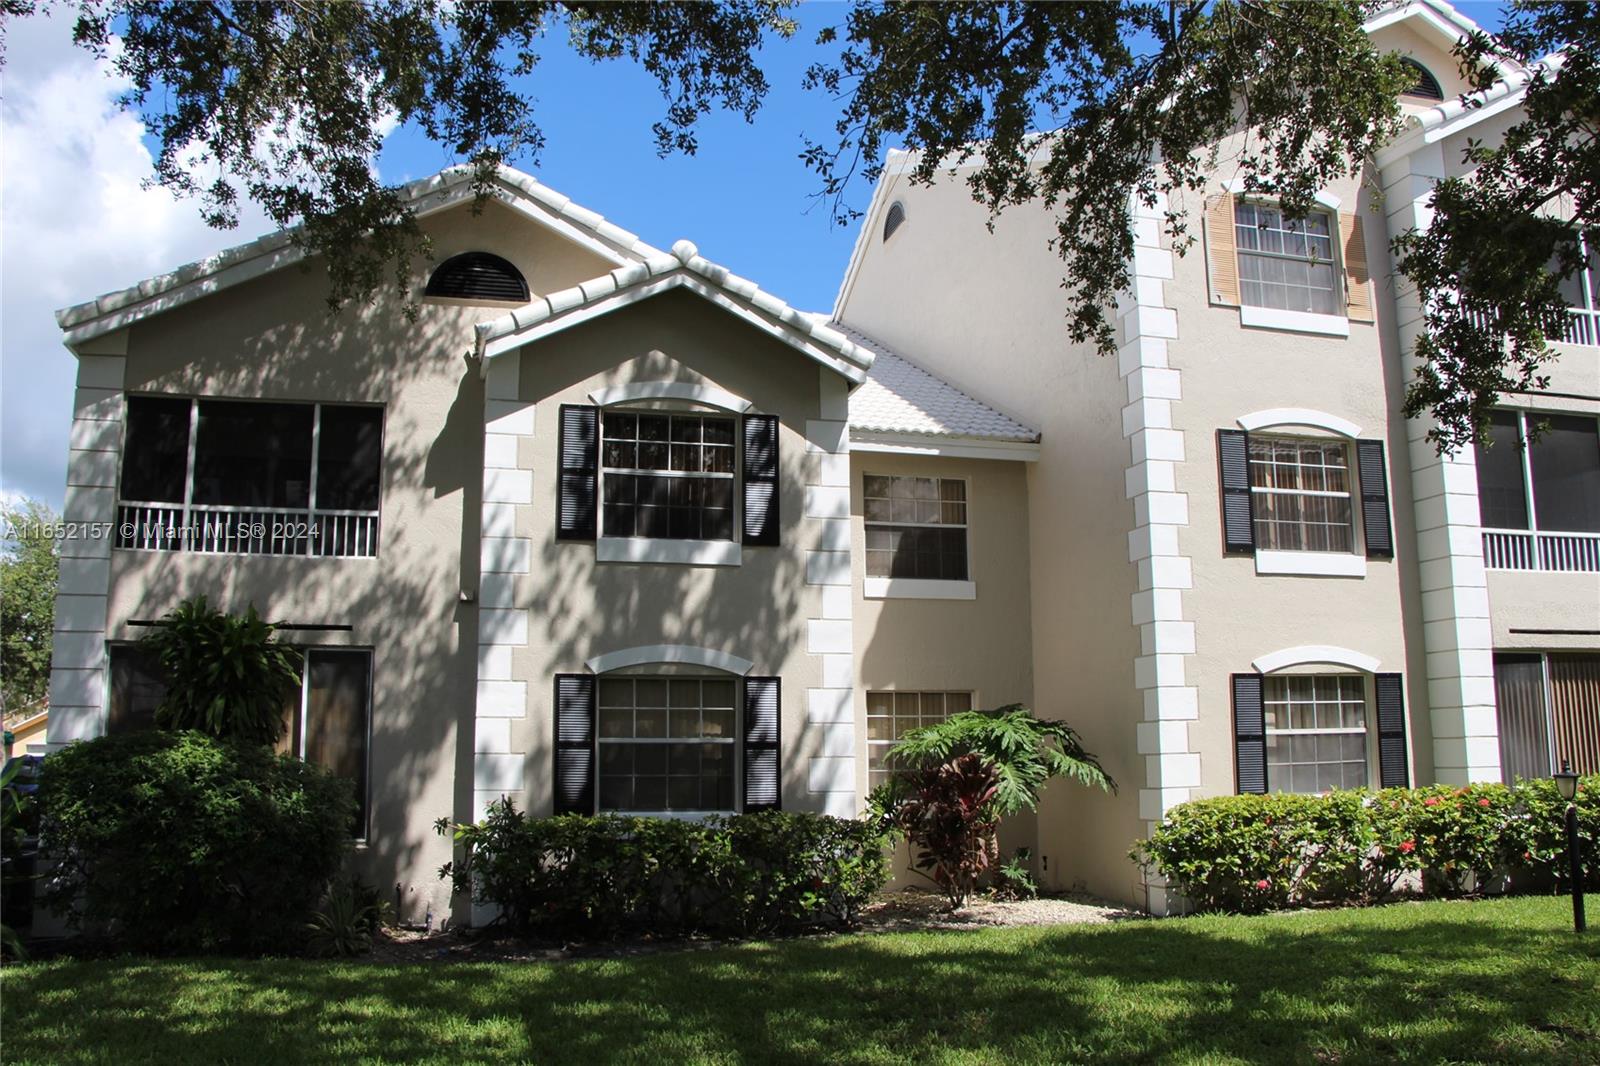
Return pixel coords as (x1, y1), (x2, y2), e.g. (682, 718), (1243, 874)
(859, 889), (1144, 932)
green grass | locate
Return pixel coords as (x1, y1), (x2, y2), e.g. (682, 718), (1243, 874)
(3, 895), (1597, 1065)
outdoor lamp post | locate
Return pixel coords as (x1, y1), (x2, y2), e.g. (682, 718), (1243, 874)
(1554, 760), (1585, 934)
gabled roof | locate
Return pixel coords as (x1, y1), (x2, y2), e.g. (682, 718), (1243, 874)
(56, 165), (666, 348)
(1362, 0), (1499, 58)
(834, 322), (1040, 458)
(474, 240), (877, 385)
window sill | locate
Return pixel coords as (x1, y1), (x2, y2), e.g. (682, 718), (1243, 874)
(1238, 306), (1352, 337)
(602, 810), (735, 822)
(863, 577), (977, 600)
(1254, 550), (1367, 578)
(596, 537), (741, 567)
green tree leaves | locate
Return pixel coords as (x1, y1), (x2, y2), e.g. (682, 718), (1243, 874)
(1, 497), (60, 717)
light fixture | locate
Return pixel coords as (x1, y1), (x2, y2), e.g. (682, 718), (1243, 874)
(1554, 759), (1586, 934)
(1555, 760), (1580, 802)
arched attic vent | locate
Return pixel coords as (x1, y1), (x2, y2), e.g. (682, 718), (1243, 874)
(425, 251), (530, 302)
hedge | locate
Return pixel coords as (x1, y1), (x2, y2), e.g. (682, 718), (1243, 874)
(437, 803), (890, 938)
(1131, 777), (1598, 914)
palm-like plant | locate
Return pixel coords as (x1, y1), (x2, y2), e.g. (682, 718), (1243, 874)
(140, 596), (303, 746)
(875, 705), (1115, 909)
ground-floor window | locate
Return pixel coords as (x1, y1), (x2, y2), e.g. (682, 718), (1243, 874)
(596, 675), (737, 813)
(106, 642), (373, 836)
(865, 690), (973, 791)
(1494, 652), (1600, 782)
(1263, 674), (1369, 792)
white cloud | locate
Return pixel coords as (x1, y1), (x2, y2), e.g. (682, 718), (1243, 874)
(0, 14), (274, 508)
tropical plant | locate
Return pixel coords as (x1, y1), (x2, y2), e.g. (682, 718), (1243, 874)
(994, 847), (1039, 901)
(1, 496), (59, 716)
(875, 705), (1114, 909)
(306, 877), (383, 958)
(0, 755), (36, 960)
(139, 596), (303, 745)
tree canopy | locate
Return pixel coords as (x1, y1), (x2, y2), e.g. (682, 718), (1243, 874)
(1, 497), (59, 718)
(4, 0), (1594, 450)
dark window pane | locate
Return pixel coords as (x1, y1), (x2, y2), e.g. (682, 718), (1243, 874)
(1494, 653), (1551, 784)
(107, 644), (165, 734)
(315, 406), (382, 512)
(1529, 414), (1600, 533)
(1475, 410), (1529, 529)
(304, 649), (371, 837)
(121, 396), (191, 503)
(193, 401), (314, 508)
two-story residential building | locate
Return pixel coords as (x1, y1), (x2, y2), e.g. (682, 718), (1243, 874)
(44, 0), (1597, 918)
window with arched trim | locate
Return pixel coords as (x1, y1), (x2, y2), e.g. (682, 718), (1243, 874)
(1401, 58), (1444, 101)
(424, 251), (529, 302)
(882, 202), (906, 242)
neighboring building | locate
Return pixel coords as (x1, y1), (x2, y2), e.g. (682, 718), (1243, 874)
(44, 0), (1597, 917)
(4, 709), (49, 758)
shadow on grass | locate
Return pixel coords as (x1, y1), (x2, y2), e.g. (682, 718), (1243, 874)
(2, 896), (1597, 1065)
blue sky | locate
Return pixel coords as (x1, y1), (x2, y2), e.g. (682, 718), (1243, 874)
(1, 2), (1510, 508)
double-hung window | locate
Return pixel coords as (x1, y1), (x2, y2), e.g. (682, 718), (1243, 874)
(863, 475), (968, 580)
(1234, 202), (1340, 315)
(1263, 674), (1369, 792)
(118, 396), (383, 557)
(1248, 436), (1355, 553)
(865, 690), (972, 790)
(600, 411), (736, 541)
(1475, 410), (1600, 571)
(596, 676), (737, 812)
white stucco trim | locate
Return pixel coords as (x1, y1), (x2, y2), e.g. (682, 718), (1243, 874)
(596, 537), (742, 567)
(1220, 178), (1341, 211)
(1254, 550), (1368, 577)
(1238, 306), (1352, 337)
(587, 381), (752, 413)
(848, 431), (1041, 462)
(863, 577), (977, 600)
(585, 644), (754, 677)
(1252, 645), (1382, 675)
(1236, 409), (1362, 438)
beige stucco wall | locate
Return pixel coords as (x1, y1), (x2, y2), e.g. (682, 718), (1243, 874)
(90, 199), (617, 922)
(497, 288), (843, 813)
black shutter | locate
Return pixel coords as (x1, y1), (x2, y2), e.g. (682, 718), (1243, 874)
(742, 414), (780, 546)
(1217, 429), (1255, 554)
(553, 674), (595, 814)
(743, 676), (781, 811)
(1356, 439), (1394, 559)
(1232, 673), (1267, 794)
(1374, 672), (1409, 788)
(557, 405), (598, 541)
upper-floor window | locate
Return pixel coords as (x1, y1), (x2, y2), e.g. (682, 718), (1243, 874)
(600, 411), (735, 541)
(1234, 202), (1340, 315)
(424, 251), (529, 303)
(1400, 58), (1444, 101)
(863, 474), (968, 580)
(1248, 436), (1355, 553)
(1264, 674), (1370, 792)
(1476, 409), (1600, 571)
(1555, 236), (1599, 347)
(118, 396), (382, 558)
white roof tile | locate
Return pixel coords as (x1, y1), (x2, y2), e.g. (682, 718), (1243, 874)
(833, 322), (1038, 443)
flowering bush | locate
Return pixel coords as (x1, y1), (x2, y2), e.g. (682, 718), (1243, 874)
(1132, 775), (1598, 914)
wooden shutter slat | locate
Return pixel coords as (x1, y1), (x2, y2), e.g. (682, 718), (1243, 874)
(743, 676), (781, 811)
(557, 405), (598, 541)
(553, 674), (595, 814)
(1217, 429), (1255, 554)
(1374, 672), (1409, 788)
(1356, 439), (1394, 559)
(1206, 194), (1240, 306)
(742, 414), (780, 546)
(1341, 214), (1375, 323)
(1549, 654), (1600, 775)
(1232, 673), (1267, 794)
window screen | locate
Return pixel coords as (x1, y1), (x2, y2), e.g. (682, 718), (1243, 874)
(1475, 410), (1530, 530)
(120, 396), (191, 504)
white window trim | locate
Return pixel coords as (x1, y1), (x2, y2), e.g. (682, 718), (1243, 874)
(1237, 409), (1362, 438)
(1252, 645), (1381, 675)
(588, 381), (752, 414)
(1238, 305), (1352, 337)
(863, 577), (977, 600)
(585, 644), (753, 676)
(1254, 549), (1367, 577)
(1261, 671), (1375, 793)
(1223, 179), (1341, 210)
(596, 536), (741, 567)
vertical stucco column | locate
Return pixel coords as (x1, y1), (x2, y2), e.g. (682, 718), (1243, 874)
(802, 368), (857, 815)
(474, 354), (535, 820)
(1119, 193), (1200, 914)
(1381, 143), (1501, 784)
(47, 342), (125, 747)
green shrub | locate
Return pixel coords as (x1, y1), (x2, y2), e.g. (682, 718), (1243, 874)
(1132, 776), (1599, 914)
(38, 730), (355, 954)
(437, 804), (890, 939)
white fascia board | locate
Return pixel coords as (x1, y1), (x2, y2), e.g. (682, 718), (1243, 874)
(848, 430), (1041, 462)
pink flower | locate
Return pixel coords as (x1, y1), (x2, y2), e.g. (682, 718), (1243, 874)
(1478, 798), (1491, 808)
(1399, 840), (1416, 854)
(1423, 797), (1441, 807)
(1255, 879), (1271, 890)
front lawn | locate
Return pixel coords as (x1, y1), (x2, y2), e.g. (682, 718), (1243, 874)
(3, 895), (1597, 1064)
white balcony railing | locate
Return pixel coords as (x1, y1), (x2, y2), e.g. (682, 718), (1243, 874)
(117, 502), (379, 558)
(1560, 308), (1599, 348)
(1482, 528), (1600, 572)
